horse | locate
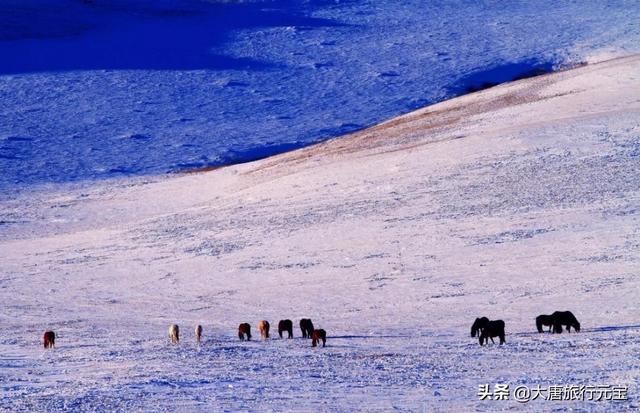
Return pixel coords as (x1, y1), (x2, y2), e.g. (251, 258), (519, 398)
(238, 323), (252, 341)
(168, 324), (180, 344)
(479, 320), (506, 345)
(471, 317), (489, 338)
(278, 319), (293, 339)
(311, 329), (326, 347)
(300, 319), (314, 339)
(258, 320), (270, 339)
(195, 325), (203, 344)
(43, 331), (55, 349)
(551, 311), (580, 333)
(535, 315), (554, 333)
(471, 317), (505, 345)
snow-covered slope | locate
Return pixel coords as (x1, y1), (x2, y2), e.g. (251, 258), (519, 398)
(1, 0), (640, 191)
(1, 55), (639, 411)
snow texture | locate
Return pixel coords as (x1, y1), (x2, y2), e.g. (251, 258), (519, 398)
(1, 49), (639, 411)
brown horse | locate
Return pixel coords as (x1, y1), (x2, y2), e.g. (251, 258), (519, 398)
(238, 323), (252, 341)
(278, 319), (293, 339)
(311, 329), (326, 347)
(300, 319), (314, 339)
(195, 325), (203, 344)
(43, 331), (55, 349)
(258, 320), (270, 339)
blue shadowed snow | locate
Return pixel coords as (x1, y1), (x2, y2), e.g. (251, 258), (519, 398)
(448, 61), (555, 95)
(0, 0), (639, 192)
(0, 0), (345, 73)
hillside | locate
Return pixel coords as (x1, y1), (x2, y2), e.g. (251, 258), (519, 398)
(2, 0), (639, 191)
(1, 55), (639, 411)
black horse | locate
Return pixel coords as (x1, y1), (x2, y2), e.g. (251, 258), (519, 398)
(278, 319), (293, 339)
(536, 314), (555, 333)
(551, 311), (580, 333)
(300, 319), (314, 339)
(471, 317), (505, 345)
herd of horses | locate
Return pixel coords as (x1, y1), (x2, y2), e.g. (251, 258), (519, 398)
(471, 310), (581, 346)
(167, 318), (328, 347)
(41, 311), (581, 349)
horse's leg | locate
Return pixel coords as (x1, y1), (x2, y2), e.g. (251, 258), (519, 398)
(490, 337), (495, 344)
(500, 333), (505, 344)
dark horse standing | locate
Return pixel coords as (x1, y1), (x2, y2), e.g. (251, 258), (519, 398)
(471, 317), (506, 346)
(299, 319), (314, 339)
(43, 331), (55, 349)
(536, 311), (580, 333)
(278, 319), (293, 339)
(311, 329), (326, 347)
(238, 323), (252, 341)
(536, 314), (555, 333)
(552, 311), (580, 333)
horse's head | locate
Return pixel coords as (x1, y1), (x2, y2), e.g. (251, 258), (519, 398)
(471, 317), (488, 337)
(535, 316), (544, 333)
(574, 321), (581, 332)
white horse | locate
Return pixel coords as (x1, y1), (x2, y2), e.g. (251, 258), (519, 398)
(168, 324), (180, 344)
(195, 325), (203, 344)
